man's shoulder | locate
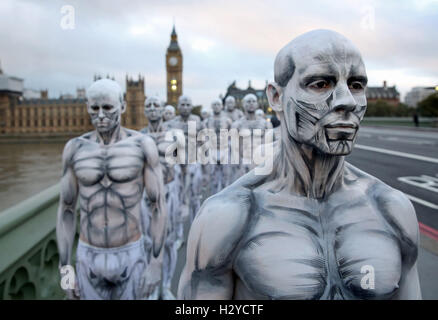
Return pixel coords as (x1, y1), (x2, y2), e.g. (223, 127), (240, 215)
(345, 162), (410, 205)
(231, 118), (244, 128)
(189, 114), (201, 122)
(190, 176), (260, 268)
(197, 172), (265, 227)
(345, 162), (419, 246)
(139, 127), (148, 134)
(64, 132), (93, 152)
(62, 134), (90, 163)
(123, 127), (142, 138)
(167, 117), (181, 128)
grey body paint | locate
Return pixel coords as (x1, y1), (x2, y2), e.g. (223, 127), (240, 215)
(56, 80), (167, 299)
(178, 30), (421, 300)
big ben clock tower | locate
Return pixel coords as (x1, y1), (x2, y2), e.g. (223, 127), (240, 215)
(166, 25), (183, 106)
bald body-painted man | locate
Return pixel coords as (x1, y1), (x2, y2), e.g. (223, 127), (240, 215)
(224, 95), (244, 122)
(163, 105), (176, 123)
(166, 95), (203, 224)
(56, 79), (167, 300)
(141, 96), (183, 300)
(204, 98), (233, 194)
(231, 93), (273, 177)
(178, 30), (421, 300)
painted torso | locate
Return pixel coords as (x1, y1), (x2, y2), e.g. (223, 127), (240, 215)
(205, 113), (231, 133)
(231, 166), (404, 300)
(166, 114), (201, 135)
(141, 125), (174, 185)
(232, 117), (271, 164)
(72, 133), (145, 248)
(226, 108), (244, 122)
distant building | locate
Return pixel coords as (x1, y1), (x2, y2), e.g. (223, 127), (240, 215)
(0, 69), (147, 135)
(23, 89), (41, 100)
(60, 93), (75, 100)
(223, 80), (269, 113)
(366, 81), (400, 106)
(76, 88), (86, 99)
(405, 86), (438, 108)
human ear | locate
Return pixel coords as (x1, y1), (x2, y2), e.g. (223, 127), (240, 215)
(121, 101), (127, 114)
(266, 82), (283, 112)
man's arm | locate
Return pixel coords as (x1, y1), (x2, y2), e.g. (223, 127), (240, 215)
(56, 139), (79, 268)
(142, 135), (167, 259)
(378, 188), (422, 299)
(178, 191), (250, 299)
(56, 139), (79, 299)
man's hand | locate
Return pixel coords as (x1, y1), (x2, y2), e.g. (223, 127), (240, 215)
(142, 256), (163, 299)
(59, 264), (80, 300)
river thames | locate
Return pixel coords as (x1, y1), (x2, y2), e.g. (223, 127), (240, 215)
(0, 142), (65, 212)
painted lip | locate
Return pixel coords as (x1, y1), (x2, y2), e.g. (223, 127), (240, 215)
(325, 123), (358, 129)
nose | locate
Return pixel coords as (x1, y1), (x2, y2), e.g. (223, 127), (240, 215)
(98, 108), (105, 119)
(332, 83), (356, 112)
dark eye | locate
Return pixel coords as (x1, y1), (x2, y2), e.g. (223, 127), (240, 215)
(103, 105), (112, 111)
(349, 81), (364, 90)
(308, 80), (331, 90)
(91, 105), (99, 111)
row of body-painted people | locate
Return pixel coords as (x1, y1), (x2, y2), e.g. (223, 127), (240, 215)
(139, 95), (205, 299)
(139, 92), (276, 298)
(199, 94), (273, 200)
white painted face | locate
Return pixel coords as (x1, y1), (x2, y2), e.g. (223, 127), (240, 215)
(144, 96), (163, 122)
(272, 30), (367, 156)
(200, 108), (211, 120)
(87, 79), (125, 133)
(163, 105), (175, 121)
(242, 94), (258, 114)
(225, 96), (236, 111)
(177, 95), (193, 118)
(211, 99), (223, 115)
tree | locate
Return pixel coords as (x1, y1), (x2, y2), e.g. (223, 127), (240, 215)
(417, 93), (438, 117)
(365, 100), (414, 117)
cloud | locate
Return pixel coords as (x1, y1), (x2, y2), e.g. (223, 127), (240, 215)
(0, 0), (436, 107)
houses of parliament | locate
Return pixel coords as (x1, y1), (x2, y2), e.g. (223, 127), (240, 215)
(0, 26), (183, 135)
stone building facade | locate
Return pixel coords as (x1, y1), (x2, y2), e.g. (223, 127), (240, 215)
(365, 81), (400, 106)
(223, 80), (270, 113)
(0, 73), (147, 135)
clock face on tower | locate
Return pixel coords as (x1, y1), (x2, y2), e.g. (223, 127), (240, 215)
(169, 57), (178, 66)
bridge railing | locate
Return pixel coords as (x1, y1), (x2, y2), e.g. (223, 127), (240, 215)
(0, 184), (64, 299)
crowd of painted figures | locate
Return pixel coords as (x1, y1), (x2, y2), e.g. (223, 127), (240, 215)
(139, 93), (275, 299)
(57, 30), (420, 300)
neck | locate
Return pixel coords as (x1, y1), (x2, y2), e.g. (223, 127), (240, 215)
(246, 111), (256, 121)
(270, 121), (345, 199)
(96, 124), (122, 146)
(149, 119), (163, 132)
(181, 114), (190, 122)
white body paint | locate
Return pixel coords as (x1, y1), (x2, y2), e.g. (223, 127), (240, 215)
(178, 30), (421, 300)
(56, 79), (167, 300)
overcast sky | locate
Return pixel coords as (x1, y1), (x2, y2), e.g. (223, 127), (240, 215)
(0, 0), (437, 107)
